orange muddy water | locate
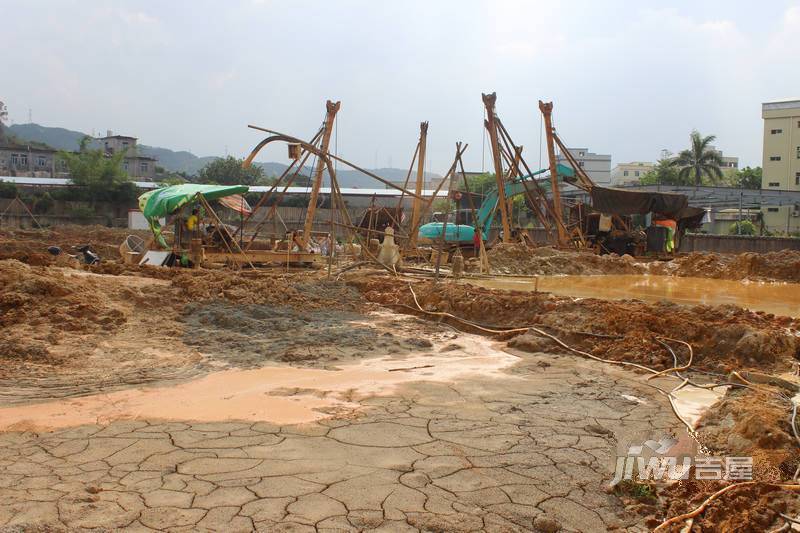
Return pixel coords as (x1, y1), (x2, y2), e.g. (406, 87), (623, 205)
(468, 275), (800, 317)
(0, 336), (519, 431)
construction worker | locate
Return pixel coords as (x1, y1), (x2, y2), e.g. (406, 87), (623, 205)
(653, 215), (678, 253)
(186, 208), (199, 235)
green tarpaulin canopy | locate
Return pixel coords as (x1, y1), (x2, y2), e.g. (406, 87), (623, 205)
(137, 184), (249, 249)
(139, 184), (249, 219)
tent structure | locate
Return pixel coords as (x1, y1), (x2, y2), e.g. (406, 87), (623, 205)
(138, 184), (249, 248)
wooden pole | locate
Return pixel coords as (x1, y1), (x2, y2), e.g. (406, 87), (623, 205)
(245, 126), (425, 200)
(196, 193), (255, 269)
(303, 100), (340, 247)
(327, 192), (335, 280)
(243, 128), (323, 250)
(395, 140), (420, 216)
(482, 93), (512, 243)
(435, 146), (460, 282)
(408, 121), (428, 248)
(539, 100), (568, 247)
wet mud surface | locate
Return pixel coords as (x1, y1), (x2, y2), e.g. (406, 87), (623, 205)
(181, 304), (436, 367)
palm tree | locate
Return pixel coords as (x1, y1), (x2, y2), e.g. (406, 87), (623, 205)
(670, 131), (724, 186)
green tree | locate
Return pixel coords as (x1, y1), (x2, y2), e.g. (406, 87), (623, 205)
(0, 180), (18, 199)
(197, 156), (265, 185)
(728, 166), (762, 189)
(58, 136), (137, 206)
(639, 159), (681, 186)
(729, 220), (756, 236)
(670, 131), (724, 186)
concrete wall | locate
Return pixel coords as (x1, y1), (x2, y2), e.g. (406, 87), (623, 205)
(680, 233), (800, 254)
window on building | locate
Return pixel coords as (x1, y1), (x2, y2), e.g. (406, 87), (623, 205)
(768, 182), (780, 187)
(578, 161), (584, 167)
(635, 171), (640, 177)
(771, 129), (783, 134)
(770, 156), (782, 161)
(10, 154), (19, 166)
(623, 171), (628, 176)
(797, 146), (800, 159)
(139, 161), (148, 172)
(797, 120), (800, 128)
(36, 155), (47, 167)
(123, 161), (129, 171)
(19, 154), (28, 166)
(122, 141), (129, 149)
(767, 207), (779, 212)
(796, 172), (800, 186)
(104, 141), (109, 149)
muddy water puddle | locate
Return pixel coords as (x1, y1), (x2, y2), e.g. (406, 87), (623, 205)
(0, 335), (519, 431)
(468, 274), (800, 317)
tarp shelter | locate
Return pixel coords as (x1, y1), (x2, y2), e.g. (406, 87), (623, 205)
(138, 184), (249, 248)
(589, 186), (705, 229)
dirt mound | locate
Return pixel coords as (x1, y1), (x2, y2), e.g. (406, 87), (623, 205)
(651, 385), (800, 532)
(0, 260), (127, 333)
(170, 269), (362, 310)
(484, 243), (644, 276)
(0, 225), (150, 265)
(698, 387), (798, 481)
(0, 259), (140, 379)
(652, 249), (800, 283)
(657, 480), (798, 532)
(0, 258), (378, 396)
(351, 277), (800, 374)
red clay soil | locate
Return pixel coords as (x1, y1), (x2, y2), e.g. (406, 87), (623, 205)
(655, 479), (798, 532)
(0, 225), (151, 265)
(651, 249), (800, 283)
(478, 243), (800, 283)
(483, 243), (644, 275)
(0, 258), (363, 379)
(351, 274), (800, 532)
(350, 276), (800, 374)
(649, 387), (800, 532)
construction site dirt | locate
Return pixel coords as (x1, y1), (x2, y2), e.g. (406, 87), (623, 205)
(1, 226), (800, 532)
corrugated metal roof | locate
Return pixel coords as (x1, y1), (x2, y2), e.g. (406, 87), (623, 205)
(0, 176), (447, 197)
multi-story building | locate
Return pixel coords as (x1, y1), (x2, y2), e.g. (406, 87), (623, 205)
(761, 98), (800, 233)
(556, 147), (611, 186)
(718, 151), (739, 172)
(611, 162), (655, 186)
(0, 142), (63, 177)
(97, 131), (157, 180)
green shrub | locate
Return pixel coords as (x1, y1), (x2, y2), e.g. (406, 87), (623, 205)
(728, 220), (756, 236)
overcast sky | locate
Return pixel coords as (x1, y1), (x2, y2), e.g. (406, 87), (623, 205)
(3, 0), (799, 173)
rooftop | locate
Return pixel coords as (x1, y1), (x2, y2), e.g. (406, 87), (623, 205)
(98, 135), (137, 141)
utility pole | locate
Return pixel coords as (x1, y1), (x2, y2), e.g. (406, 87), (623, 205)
(408, 121), (428, 248)
(539, 100), (568, 247)
(303, 100), (340, 247)
(483, 93), (512, 243)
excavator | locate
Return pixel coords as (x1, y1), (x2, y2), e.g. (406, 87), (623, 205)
(417, 163), (576, 246)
